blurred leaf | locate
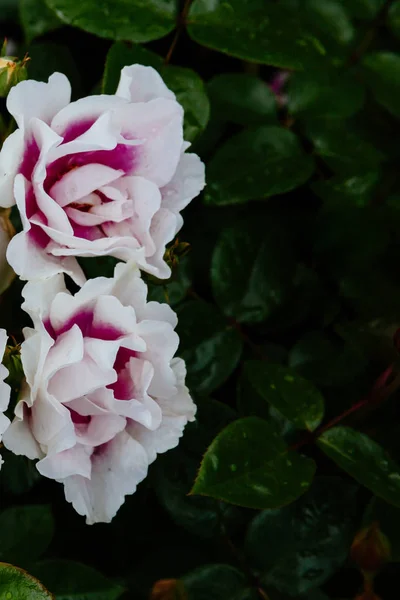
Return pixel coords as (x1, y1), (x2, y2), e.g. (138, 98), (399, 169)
(0, 505), (54, 566)
(245, 478), (357, 595)
(243, 361), (324, 432)
(182, 564), (249, 600)
(339, 0), (385, 19)
(31, 560), (124, 600)
(312, 171), (380, 207)
(161, 66), (210, 141)
(0, 563), (53, 599)
(288, 69), (364, 118)
(0, 450), (41, 495)
(103, 42), (162, 94)
(388, 0), (400, 38)
(176, 300), (243, 394)
(150, 579), (187, 600)
(20, 0), (62, 42)
(154, 399), (238, 539)
(103, 42), (209, 141)
(318, 426), (400, 507)
(187, 0), (326, 69)
(205, 126), (314, 205)
(289, 331), (368, 387)
(207, 73), (277, 126)
(191, 416), (316, 509)
(26, 42), (81, 98)
(304, 0), (354, 47)
(0, 0), (19, 21)
(365, 496), (400, 561)
(362, 52), (400, 119)
(306, 119), (385, 174)
(44, 0), (177, 42)
(211, 217), (296, 323)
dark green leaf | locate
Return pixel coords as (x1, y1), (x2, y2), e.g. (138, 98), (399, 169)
(182, 564), (249, 600)
(44, 0), (178, 43)
(362, 52), (400, 119)
(176, 300), (243, 394)
(161, 66), (210, 141)
(0, 563), (53, 599)
(205, 126), (314, 205)
(245, 478), (357, 595)
(103, 42), (209, 141)
(339, 0), (384, 19)
(243, 361), (324, 431)
(312, 171), (380, 207)
(27, 42), (81, 98)
(147, 257), (192, 306)
(187, 0), (326, 69)
(191, 416), (316, 509)
(0, 505), (54, 566)
(304, 0), (354, 47)
(30, 560), (124, 600)
(207, 73), (277, 126)
(318, 426), (400, 506)
(306, 119), (385, 174)
(388, 1), (400, 38)
(288, 69), (364, 118)
(211, 218), (296, 323)
(20, 0), (62, 42)
(365, 496), (400, 561)
(0, 451), (41, 495)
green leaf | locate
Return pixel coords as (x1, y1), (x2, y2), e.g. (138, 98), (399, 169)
(182, 564), (249, 600)
(30, 560), (124, 600)
(318, 426), (400, 506)
(176, 300), (243, 394)
(207, 73), (277, 126)
(0, 450), (41, 495)
(206, 126), (314, 206)
(211, 217), (296, 323)
(245, 477), (357, 596)
(191, 416), (316, 509)
(147, 257), (192, 306)
(0, 505), (54, 566)
(306, 119), (385, 174)
(103, 42), (209, 141)
(362, 52), (400, 119)
(312, 171), (380, 207)
(187, 0), (326, 69)
(0, 563), (53, 599)
(161, 66), (210, 141)
(304, 0), (354, 47)
(44, 0), (178, 43)
(288, 69), (364, 118)
(20, 0), (62, 42)
(243, 361), (324, 432)
(388, 1), (400, 38)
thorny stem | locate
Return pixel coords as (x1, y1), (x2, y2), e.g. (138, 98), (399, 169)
(164, 0), (193, 65)
(292, 364), (400, 451)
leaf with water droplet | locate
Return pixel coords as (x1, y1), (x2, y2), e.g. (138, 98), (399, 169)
(191, 416), (316, 509)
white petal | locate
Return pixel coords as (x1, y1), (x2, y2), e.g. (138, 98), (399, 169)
(7, 73), (71, 131)
(161, 153), (205, 213)
(116, 65), (175, 103)
(0, 129), (24, 207)
(62, 430), (149, 524)
(37, 444), (92, 479)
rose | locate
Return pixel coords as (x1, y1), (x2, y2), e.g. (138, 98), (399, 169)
(3, 261), (196, 523)
(0, 65), (205, 285)
(0, 329), (11, 469)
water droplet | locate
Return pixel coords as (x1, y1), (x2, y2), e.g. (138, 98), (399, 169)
(211, 455), (219, 470)
(270, 383), (276, 390)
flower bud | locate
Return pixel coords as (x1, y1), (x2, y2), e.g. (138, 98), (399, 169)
(351, 521), (391, 573)
(0, 55), (28, 98)
(150, 579), (187, 600)
(0, 209), (15, 294)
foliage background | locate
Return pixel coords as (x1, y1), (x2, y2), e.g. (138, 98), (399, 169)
(1, 0), (400, 598)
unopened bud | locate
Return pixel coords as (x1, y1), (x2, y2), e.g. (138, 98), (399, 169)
(150, 579), (187, 600)
(0, 54), (28, 97)
(351, 522), (391, 573)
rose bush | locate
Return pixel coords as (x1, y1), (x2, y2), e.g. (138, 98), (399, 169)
(3, 261), (195, 523)
(0, 65), (205, 284)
